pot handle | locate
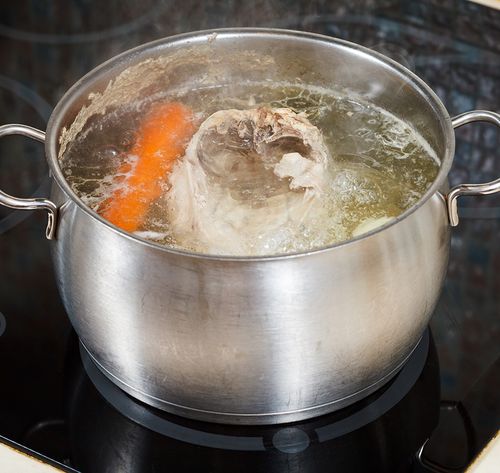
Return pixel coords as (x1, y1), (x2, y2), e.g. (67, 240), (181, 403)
(0, 124), (57, 239)
(447, 110), (500, 226)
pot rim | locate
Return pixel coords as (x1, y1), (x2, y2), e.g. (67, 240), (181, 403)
(46, 27), (455, 262)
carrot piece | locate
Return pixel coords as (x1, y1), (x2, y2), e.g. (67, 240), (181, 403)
(99, 102), (195, 232)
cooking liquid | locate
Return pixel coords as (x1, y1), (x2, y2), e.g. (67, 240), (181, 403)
(60, 83), (440, 255)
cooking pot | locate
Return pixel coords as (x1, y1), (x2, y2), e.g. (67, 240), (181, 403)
(1, 29), (499, 425)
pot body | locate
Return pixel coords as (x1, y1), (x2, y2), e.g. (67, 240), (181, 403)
(45, 30), (455, 424)
(50, 182), (450, 424)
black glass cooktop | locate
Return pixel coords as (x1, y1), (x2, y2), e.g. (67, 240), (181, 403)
(0, 1), (498, 472)
(66, 330), (437, 473)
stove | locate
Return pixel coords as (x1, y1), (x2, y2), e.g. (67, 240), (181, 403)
(0, 1), (498, 472)
(64, 329), (439, 473)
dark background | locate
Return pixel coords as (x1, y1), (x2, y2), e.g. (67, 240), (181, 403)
(0, 0), (498, 469)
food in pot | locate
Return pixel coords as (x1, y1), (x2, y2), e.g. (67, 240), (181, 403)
(166, 107), (330, 255)
(60, 83), (439, 255)
(98, 102), (195, 232)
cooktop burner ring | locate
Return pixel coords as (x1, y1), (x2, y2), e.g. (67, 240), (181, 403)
(79, 329), (430, 451)
(0, 1), (168, 45)
(0, 74), (52, 234)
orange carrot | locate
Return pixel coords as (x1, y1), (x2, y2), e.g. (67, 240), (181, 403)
(99, 102), (195, 232)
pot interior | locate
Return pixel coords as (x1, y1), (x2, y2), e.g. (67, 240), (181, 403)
(47, 29), (455, 252)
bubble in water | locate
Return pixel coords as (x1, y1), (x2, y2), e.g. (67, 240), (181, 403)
(95, 145), (120, 161)
(120, 130), (136, 149)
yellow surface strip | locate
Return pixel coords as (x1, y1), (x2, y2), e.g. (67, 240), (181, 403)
(468, 0), (500, 10)
(0, 442), (64, 473)
(467, 432), (500, 472)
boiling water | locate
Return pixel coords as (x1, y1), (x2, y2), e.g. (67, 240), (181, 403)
(60, 83), (439, 255)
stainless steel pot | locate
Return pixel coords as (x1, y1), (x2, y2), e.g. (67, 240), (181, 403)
(1, 29), (499, 425)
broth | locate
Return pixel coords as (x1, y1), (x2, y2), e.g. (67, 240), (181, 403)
(60, 82), (439, 255)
